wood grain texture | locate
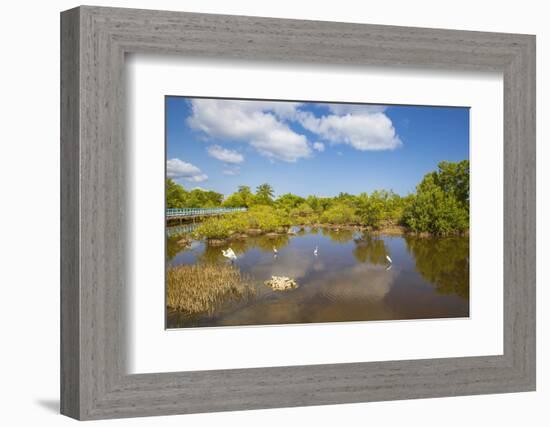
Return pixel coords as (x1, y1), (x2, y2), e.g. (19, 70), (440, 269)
(60, 7), (80, 419)
(60, 5), (536, 420)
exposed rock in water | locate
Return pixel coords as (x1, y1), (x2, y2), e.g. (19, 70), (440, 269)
(207, 238), (226, 246)
(265, 232), (281, 238)
(177, 237), (192, 247)
(246, 228), (263, 235)
(230, 233), (248, 240)
(370, 225), (407, 236)
(265, 276), (298, 291)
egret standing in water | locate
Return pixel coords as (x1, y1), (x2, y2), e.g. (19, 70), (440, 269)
(314, 246), (319, 256)
(273, 247), (278, 254)
(221, 248), (237, 262)
(386, 255), (393, 264)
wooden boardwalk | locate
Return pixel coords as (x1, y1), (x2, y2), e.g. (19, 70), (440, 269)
(166, 207), (247, 220)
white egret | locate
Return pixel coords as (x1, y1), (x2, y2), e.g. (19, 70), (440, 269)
(221, 248), (237, 262)
(273, 247), (278, 254)
(386, 255), (393, 264)
(314, 246), (319, 256)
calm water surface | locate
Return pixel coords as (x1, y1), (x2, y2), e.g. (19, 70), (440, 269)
(167, 227), (469, 328)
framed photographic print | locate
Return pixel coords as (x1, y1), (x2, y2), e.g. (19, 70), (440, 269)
(61, 6), (536, 420)
(164, 96), (470, 330)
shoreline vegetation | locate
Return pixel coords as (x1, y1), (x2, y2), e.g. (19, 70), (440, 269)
(167, 160), (470, 245)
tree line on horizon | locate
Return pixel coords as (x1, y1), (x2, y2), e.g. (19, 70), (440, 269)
(166, 160), (469, 235)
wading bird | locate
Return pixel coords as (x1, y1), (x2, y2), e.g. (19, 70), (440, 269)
(273, 247), (278, 254)
(314, 246), (319, 256)
(386, 255), (393, 264)
(221, 248), (237, 262)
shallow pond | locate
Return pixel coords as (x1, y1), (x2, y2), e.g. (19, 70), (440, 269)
(167, 226), (469, 328)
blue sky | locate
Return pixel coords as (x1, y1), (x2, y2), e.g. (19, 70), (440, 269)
(166, 96), (469, 197)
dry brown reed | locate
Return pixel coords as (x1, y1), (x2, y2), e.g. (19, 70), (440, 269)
(167, 264), (254, 315)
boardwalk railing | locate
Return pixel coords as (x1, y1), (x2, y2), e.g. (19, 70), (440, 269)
(166, 207), (247, 219)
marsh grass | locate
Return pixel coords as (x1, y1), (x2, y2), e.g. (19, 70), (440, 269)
(167, 264), (254, 315)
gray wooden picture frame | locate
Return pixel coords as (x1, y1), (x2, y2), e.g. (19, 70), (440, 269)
(60, 5), (536, 420)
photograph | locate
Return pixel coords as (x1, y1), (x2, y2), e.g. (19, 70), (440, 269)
(165, 96), (470, 329)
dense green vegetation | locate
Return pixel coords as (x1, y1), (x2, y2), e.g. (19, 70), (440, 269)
(166, 160), (469, 238)
(193, 205), (291, 240)
(401, 160), (469, 234)
(166, 179), (223, 208)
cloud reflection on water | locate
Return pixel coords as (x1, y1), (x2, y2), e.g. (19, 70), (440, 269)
(167, 227), (469, 328)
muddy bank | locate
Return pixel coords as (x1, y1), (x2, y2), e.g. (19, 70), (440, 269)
(172, 223), (468, 247)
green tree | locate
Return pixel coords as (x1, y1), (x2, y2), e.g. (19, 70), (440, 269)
(276, 193), (305, 212)
(384, 191), (405, 222)
(433, 160), (469, 206)
(356, 192), (383, 228)
(255, 183), (275, 205)
(223, 185), (255, 208)
(238, 185), (253, 197)
(307, 196), (333, 214)
(320, 203), (359, 224)
(403, 169), (469, 235)
(166, 179), (188, 208)
(186, 188), (223, 208)
(305, 195), (321, 213)
(334, 192), (357, 206)
(354, 190), (403, 228)
(289, 202), (315, 223)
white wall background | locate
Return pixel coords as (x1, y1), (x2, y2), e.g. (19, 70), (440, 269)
(0, 0), (546, 425)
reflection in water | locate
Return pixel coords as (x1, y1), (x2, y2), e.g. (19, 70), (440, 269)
(190, 234), (291, 265)
(166, 227), (469, 328)
(251, 234), (290, 253)
(405, 236), (469, 299)
(321, 227), (355, 243)
(167, 236), (181, 261)
(353, 234), (388, 265)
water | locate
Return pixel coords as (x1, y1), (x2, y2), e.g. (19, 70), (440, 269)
(167, 226), (469, 328)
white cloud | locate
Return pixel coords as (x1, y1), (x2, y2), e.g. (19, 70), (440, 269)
(298, 110), (401, 151)
(207, 145), (244, 164)
(327, 104), (387, 115)
(186, 99), (402, 161)
(187, 99), (311, 162)
(186, 174), (208, 183)
(166, 158), (208, 182)
(313, 142), (325, 152)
